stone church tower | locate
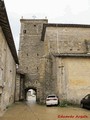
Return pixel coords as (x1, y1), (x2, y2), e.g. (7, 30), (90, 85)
(18, 19), (48, 102)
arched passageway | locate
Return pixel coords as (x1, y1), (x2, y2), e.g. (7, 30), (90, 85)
(25, 88), (37, 104)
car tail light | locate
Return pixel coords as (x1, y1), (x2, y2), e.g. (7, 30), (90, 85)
(53, 98), (57, 100)
(46, 98), (50, 101)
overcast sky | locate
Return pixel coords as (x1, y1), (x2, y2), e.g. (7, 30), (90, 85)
(4, 0), (90, 51)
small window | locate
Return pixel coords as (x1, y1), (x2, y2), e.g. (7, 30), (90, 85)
(77, 49), (80, 51)
(4, 48), (6, 51)
(70, 48), (72, 51)
(26, 67), (28, 70)
(37, 53), (39, 56)
(0, 95), (1, 103)
(34, 25), (36, 27)
(23, 30), (26, 34)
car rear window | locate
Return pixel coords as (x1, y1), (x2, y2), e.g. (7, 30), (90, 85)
(48, 95), (57, 98)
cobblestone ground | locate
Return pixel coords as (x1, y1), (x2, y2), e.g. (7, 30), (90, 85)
(0, 102), (90, 120)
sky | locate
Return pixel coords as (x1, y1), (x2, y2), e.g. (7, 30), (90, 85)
(4, 0), (90, 52)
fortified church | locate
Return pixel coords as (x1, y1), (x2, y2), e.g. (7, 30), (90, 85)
(0, 0), (90, 112)
(17, 19), (90, 104)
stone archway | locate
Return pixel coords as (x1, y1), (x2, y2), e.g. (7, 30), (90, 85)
(25, 87), (37, 101)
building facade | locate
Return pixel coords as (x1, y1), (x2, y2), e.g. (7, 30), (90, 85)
(40, 24), (90, 104)
(18, 20), (90, 104)
(0, 0), (18, 112)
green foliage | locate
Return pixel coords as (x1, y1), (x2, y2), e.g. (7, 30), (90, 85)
(59, 100), (80, 107)
(59, 100), (68, 107)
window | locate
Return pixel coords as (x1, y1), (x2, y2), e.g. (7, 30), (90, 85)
(26, 67), (28, 70)
(0, 68), (3, 81)
(85, 95), (89, 100)
(34, 24), (36, 27)
(23, 30), (26, 34)
(37, 53), (39, 56)
(0, 95), (1, 103)
(70, 48), (72, 51)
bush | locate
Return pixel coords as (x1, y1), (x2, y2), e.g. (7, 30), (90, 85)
(59, 100), (68, 107)
(59, 100), (79, 107)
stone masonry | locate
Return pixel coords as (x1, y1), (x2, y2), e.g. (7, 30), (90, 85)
(18, 19), (48, 102)
(0, 0), (18, 112)
(40, 25), (90, 104)
(18, 20), (90, 104)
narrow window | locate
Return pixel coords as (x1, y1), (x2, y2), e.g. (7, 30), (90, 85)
(34, 24), (36, 27)
(70, 48), (72, 51)
(0, 95), (1, 103)
(37, 53), (39, 56)
(77, 48), (80, 51)
(26, 67), (28, 70)
(23, 30), (26, 34)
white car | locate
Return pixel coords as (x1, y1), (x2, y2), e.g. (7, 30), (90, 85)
(46, 94), (59, 106)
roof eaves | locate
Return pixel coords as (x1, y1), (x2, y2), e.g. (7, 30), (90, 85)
(0, 0), (19, 64)
(53, 53), (90, 57)
(41, 23), (90, 41)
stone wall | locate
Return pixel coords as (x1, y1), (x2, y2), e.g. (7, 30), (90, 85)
(18, 19), (48, 102)
(45, 27), (90, 54)
(15, 73), (20, 101)
(38, 55), (53, 103)
(43, 26), (90, 104)
(56, 57), (90, 104)
(0, 27), (16, 111)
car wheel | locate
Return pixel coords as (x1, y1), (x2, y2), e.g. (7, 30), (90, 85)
(80, 103), (84, 108)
